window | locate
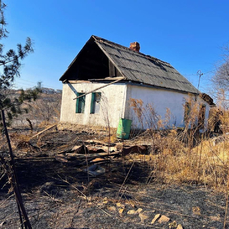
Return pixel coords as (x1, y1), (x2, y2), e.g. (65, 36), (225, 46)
(198, 104), (206, 129)
(184, 102), (191, 124)
(90, 92), (101, 114)
(76, 93), (85, 113)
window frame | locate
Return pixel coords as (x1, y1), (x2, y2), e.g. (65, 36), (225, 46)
(76, 93), (85, 113)
(90, 92), (101, 114)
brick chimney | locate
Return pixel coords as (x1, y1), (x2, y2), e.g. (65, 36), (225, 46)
(130, 42), (140, 52)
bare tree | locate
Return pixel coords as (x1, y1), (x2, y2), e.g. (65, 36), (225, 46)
(31, 94), (61, 125)
(211, 45), (229, 103)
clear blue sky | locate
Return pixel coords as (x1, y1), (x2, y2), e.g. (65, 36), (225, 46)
(3, 0), (229, 92)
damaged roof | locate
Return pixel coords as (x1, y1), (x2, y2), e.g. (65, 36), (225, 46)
(60, 35), (199, 94)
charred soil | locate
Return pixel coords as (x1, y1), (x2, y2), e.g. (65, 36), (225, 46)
(0, 126), (227, 229)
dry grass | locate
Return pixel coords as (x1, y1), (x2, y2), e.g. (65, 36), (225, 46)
(8, 98), (229, 192)
(9, 132), (33, 150)
(126, 129), (229, 192)
(128, 97), (229, 192)
(103, 133), (117, 144)
(38, 120), (53, 128)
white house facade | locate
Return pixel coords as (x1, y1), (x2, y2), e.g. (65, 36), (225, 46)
(59, 35), (213, 131)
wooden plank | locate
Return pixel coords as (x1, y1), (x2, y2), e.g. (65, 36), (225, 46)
(109, 60), (116, 77)
(73, 77), (125, 100)
(83, 139), (116, 147)
(30, 124), (57, 140)
(68, 80), (90, 84)
(89, 76), (125, 81)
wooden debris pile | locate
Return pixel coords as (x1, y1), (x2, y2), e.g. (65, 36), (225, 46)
(55, 140), (150, 165)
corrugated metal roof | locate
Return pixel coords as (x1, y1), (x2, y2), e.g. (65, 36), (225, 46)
(93, 36), (199, 94)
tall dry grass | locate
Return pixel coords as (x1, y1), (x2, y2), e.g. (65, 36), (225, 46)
(129, 98), (229, 192)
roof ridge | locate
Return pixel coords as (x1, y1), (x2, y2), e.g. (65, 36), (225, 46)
(92, 35), (171, 67)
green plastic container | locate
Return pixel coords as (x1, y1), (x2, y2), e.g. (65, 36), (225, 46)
(116, 118), (132, 139)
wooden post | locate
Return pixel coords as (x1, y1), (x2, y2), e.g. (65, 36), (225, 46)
(1, 110), (32, 229)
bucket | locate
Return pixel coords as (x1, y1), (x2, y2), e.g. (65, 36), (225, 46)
(116, 118), (132, 139)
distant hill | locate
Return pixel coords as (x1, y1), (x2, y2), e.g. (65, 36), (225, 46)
(40, 87), (62, 94)
(10, 88), (62, 129)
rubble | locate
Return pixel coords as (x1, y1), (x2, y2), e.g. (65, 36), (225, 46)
(151, 214), (161, 224)
(158, 214), (170, 224)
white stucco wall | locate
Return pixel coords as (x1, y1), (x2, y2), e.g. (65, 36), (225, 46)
(124, 84), (210, 130)
(60, 82), (127, 128)
(60, 82), (210, 130)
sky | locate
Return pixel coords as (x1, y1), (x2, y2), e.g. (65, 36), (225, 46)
(3, 0), (229, 93)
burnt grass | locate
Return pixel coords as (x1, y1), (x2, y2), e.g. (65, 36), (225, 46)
(0, 128), (227, 229)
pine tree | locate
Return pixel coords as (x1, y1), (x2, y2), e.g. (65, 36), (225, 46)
(0, 1), (39, 126)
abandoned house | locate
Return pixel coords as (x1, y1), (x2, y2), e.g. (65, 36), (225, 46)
(59, 35), (214, 131)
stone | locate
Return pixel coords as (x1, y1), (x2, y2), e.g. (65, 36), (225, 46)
(136, 208), (143, 213)
(116, 202), (125, 208)
(127, 209), (138, 215)
(177, 224), (183, 229)
(107, 206), (116, 212)
(169, 221), (178, 228)
(192, 206), (201, 215)
(139, 213), (149, 223)
(209, 215), (220, 221)
(158, 215), (170, 224)
(118, 207), (125, 216)
(116, 203), (125, 216)
(103, 197), (108, 204)
(151, 214), (161, 224)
